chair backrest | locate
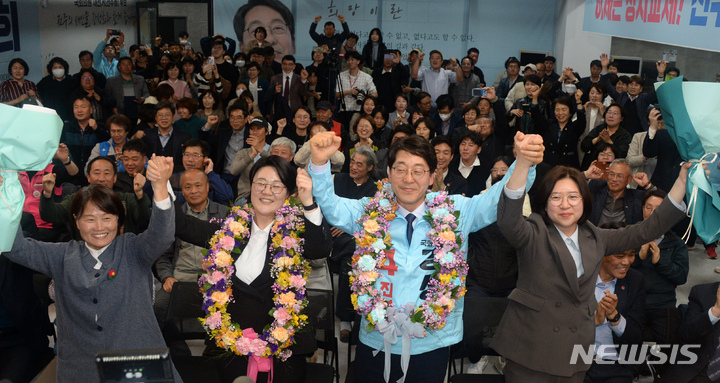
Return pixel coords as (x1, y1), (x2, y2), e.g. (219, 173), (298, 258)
(164, 281), (206, 340)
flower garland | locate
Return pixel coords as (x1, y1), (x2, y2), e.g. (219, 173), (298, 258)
(199, 197), (310, 361)
(350, 180), (468, 333)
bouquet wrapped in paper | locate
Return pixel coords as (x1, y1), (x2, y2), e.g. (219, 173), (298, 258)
(0, 104), (62, 251)
(655, 77), (720, 244)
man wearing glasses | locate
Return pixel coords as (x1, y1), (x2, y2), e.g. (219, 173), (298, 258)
(142, 101), (192, 171)
(167, 138), (234, 205)
(586, 159), (653, 227)
(233, 0), (296, 63)
(307, 132), (540, 382)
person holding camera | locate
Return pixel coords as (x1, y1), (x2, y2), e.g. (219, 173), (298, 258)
(335, 50), (378, 128)
(411, 49), (463, 107)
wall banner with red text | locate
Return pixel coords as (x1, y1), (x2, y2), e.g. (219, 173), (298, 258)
(583, 0), (720, 52)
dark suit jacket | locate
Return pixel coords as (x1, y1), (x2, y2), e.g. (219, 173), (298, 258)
(154, 201), (230, 283)
(662, 282), (720, 383)
(105, 74), (150, 115)
(605, 78), (658, 134)
(242, 77), (271, 117)
(643, 128), (681, 193)
(492, 192), (685, 377)
(142, 127), (192, 171)
(588, 180), (646, 226)
(611, 268), (646, 356)
(536, 107), (586, 169)
(172, 202), (333, 356)
(268, 72), (308, 120)
(199, 122), (250, 176)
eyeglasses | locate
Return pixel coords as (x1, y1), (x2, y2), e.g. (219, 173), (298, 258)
(598, 152), (614, 158)
(244, 23), (289, 37)
(491, 167), (508, 174)
(548, 193), (583, 207)
(252, 181), (286, 194)
(606, 171), (628, 180)
(183, 153), (203, 158)
(392, 166), (430, 180)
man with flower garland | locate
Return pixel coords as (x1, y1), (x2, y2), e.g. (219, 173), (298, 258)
(307, 132), (541, 382)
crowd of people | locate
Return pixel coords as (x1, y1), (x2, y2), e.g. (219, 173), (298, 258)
(1, 8), (719, 383)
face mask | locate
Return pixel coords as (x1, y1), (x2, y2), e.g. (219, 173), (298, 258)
(179, 40), (188, 45)
(439, 113), (452, 122)
(52, 68), (65, 78)
(236, 60), (245, 67)
(563, 83), (577, 94)
(236, 89), (243, 97)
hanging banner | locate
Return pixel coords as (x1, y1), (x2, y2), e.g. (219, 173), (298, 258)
(583, 0), (720, 52)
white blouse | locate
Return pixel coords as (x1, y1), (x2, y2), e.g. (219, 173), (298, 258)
(235, 209), (323, 284)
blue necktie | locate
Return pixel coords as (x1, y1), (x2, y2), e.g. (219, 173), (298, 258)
(406, 214), (416, 245)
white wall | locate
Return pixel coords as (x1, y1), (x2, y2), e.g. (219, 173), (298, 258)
(553, 0), (611, 78)
(39, 0), (137, 78)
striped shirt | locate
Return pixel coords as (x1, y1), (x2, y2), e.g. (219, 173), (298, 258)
(0, 79), (38, 104)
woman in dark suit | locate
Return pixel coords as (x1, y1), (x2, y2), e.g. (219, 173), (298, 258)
(173, 156), (332, 383)
(491, 132), (691, 382)
(361, 28), (387, 71)
(536, 96), (586, 169)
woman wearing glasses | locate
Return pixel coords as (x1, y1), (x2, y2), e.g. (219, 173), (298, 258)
(172, 156), (332, 383)
(492, 132), (692, 382)
(579, 104), (631, 171)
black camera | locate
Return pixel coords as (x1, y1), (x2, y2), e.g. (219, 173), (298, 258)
(647, 104), (663, 120)
(354, 89), (366, 105)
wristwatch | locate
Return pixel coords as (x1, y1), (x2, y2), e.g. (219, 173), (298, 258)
(303, 202), (318, 211)
(608, 312), (621, 323)
(63, 158), (72, 166)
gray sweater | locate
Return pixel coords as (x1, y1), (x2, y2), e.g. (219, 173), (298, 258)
(6, 201), (182, 383)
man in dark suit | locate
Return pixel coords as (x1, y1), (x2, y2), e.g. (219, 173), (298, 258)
(199, 103), (250, 195)
(142, 101), (191, 171)
(105, 57), (149, 122)
(662, 282), (720, 383)
(154, 169), (230, 329)
(448, 131), (489, 197)
(267, 55), (308, 121)
(588, 159), (650, 227)
(584, 223), (646, 383)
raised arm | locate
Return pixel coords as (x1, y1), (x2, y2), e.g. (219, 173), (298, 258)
(307, 131), (364, 234)
(133, 155), (176, 266)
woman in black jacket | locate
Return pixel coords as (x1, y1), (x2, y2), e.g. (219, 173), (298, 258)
(536, 96), (586, 169)
(173, 156), (332, 383)
(361, 28), (387, 71)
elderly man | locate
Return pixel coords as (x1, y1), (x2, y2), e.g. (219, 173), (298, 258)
(588, 159), (652, 227)
(153, 169), (229, 332)
(167, 138), (234, 205)
(269, 136), (297, 164)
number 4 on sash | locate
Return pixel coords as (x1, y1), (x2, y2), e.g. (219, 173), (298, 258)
(378, 249), (398, 276)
